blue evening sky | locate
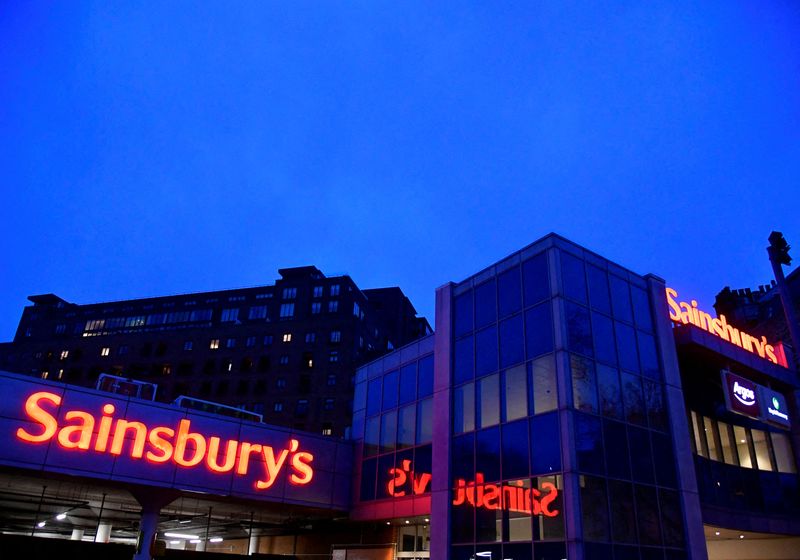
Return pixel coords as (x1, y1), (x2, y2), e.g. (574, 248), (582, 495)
(1, 2), (799, 340)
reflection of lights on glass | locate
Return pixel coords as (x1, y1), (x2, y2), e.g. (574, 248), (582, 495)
(210, 537), (223, 543)
(190, 540), (201, 544)
(739, 535), (744, 539)
(405, 520), (410, 524)
(740, 439), (746, 443)
(37, 521), (46, 528)
(424, 518), (429, 522)
(475, 552), (492, 558)
(56, 513), (67, 520)
(170, 541), (180, 545)
(386, 521), (390, 525)
(179, 519), (192, 524)
(164, 532), (199, 539)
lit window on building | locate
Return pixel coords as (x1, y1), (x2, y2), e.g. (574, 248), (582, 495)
(330, 284), (340, 296)
(210, 339), (220, 350)
(163, 365), (172, 376)
(321, 425), (333, 436)
(328, 300), (338, 313)
(60, 350), (69, 360)
(221, 308), (239, 322)
(330, 330), (341, 343)
(311, 302), (321, 315)
(40, 371), (49, 379)
(57, 369), (64, 380)
(100, 347), (110, 357)
(283, 333), (292, 343)
(313, 286), (323, 298)
(280, 303), (295, 318)
(282, 287), (297, 299)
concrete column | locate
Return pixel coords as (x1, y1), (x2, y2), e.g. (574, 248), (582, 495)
(248, 533), (259, 555)
(95, 522), (112, 543)
(130, 488), (180, 560)
(645, 274), (708, 560)
(195, 539), (206, 552)
(70, 528), (84, 541)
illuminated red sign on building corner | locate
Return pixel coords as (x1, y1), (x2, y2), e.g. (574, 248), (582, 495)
(15, 391), (315, 490)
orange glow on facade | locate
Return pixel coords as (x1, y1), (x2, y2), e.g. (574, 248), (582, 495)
(666, 288), (788, 368)
(15, 392), (315, 489)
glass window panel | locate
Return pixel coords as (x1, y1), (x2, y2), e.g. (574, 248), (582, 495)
(454, 335), (474, 385)
(377, 454), (397, 500)
(418, 354), (434, 398)
(533, 475), (565, 540)
(414, 444), (432, 479)
(609, 275), (633, 323)
(525, 302), (554, 359)
(608, 480), (637, 543)
(476, 426), (501, 482)
(587, 265), (611, 314)
(504, 364), (528, 421)
(643, 379), (666, 431)
(399, 362), (417, 405)
(379, 410), (397, 453)
(507, 512), (533, 542)
(382, 369), (399, 410)
(752, 428), (773, 471)
(475, 279), (497, 329)
(703, 416), (720, 461)
(522, 252), (550, 306)
(771, 432), (797, 473)
(531, 355), (558, 414)
(359, 457), (377, 501)
(454, 291), (474, 337)
(479, 374), (500, 428)
(637, 331), (660, 379)
(634, 484), (662, 545)
(366, 378), (381, 417)
(454, 383), (475, 434)
(452, 433), (475, 481)
(734, 425), (753, 468)
(622, 373), (646, 425)
(451, 500), (474, 543)
(631, 286), (653, 331)
(364, 416), (380, 456)
(565, 302), (593, 357)
(534, 542), (567, 559)
(353, 381), (367, 412)
(397, 404), (416, 449)
(571, 354), (598, 413)
(502, 419), (530, 479)
(603, 419), (631, 480)
(575, 412), (604, 475)
(475, 326), (498, 377)
(615, 322), (640, 373)
(416, 397), (433, 443)
(498, 266), (522, 317)
(629, 426), (655, 484)
(718, 421), (737, 465)
(592, 312), (617, 366)
(597, 365), (622, 419)
(561, 251), (587, 303)
(580, 475), (610, 541)
(651, 432), (678, 488)
(659, 489), (685, 547)
(500, 313), (525, 368)
(531, 412), (561, 474)
(691, 411), (705, 457)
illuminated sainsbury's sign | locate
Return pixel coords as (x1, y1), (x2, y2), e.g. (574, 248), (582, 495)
(666, 288), (788, 368)
(16, 392), (314, 490)
(386, 461), (559, 517)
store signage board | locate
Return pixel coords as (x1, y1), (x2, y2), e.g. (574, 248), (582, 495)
(760, 386), (791, 428)
(722, 371), (761, 419)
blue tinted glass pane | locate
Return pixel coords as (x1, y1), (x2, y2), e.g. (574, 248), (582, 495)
(652, 432), (677, 488)
(621, 373), (645, 425)
(502, 419), (530, 479)
(587, 265), (611, 314)
(631, 286), (653, 331)
(353, 381), (367, 412)
(525, 303), (553, 359)
(580, 476), (610, 541)
(585, 542), (612, 560)
(452, 432), (475, 481)
(454, 336), (474, 384)
(377, 454), (396, 499)
(635, 484), (662, 545)
(609, 481), (637, 543)
(610, 275), (633, 322)
(364, 416), (380, 456)
(575, 412), (604, 475)
(416, 397), (433, 443)
(565, 302), (593, 357)
(523, 252), (550, 306)
(499, 313), (524, 368)
(603, 419), (630, 479)
(615, 322), (640, 373)
(561, 252), (587, 303)
(415, 444), (432, 478)
(533, 541), (566, 560)
(454, 382), (475, 434)
(478, 374), (500, 428)
(397, 404), (416, 449)
(659, 488), (685, 547)
(597, 365), (622, 419)
(637, 331), (660, 379)
(629, 427), (655, 484)
(475, 326), (498, 377)
(592, 312), (617, 366)
(571, 354), (598, 414)
(475, 279), (497, 328)
(476, 426), (501, 482)
(366, 378), (381, 417)
(454, 291), (473, 337)
(380, 410), (397, 453)
(643, 379), (666, 431)
(498, 266), (522, 317)
(399, 362), (417, 405)
(382, 369), (399, 410)
(359, 457), (377, 500)
(503, 364), (528, 421)
(418, 354), (434, 397)
(531, 355), (558, 414)
(530, 412), (561, 474)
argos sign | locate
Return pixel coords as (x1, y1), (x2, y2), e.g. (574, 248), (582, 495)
(666, 288), (788, 368)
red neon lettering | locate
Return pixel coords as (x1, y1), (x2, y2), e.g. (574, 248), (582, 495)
(15, 392), (315, 490)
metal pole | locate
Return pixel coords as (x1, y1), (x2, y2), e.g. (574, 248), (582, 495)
(31, 485), (47, 536)
(94, 493), (106, 542)
(204, 506), (212, 549)
(768, 244), (800, 370)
